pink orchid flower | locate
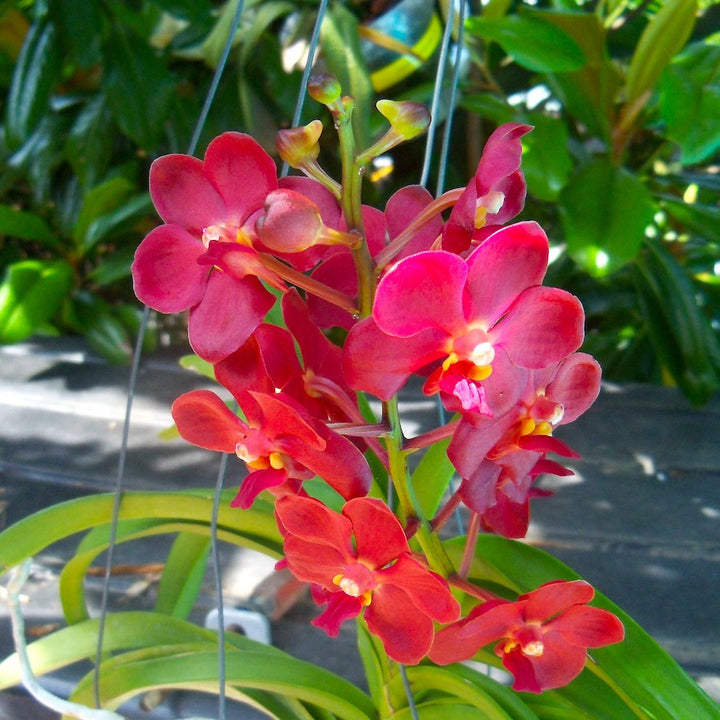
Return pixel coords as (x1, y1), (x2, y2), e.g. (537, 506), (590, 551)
(429, 580), (624, 692)
(171, 389), (370, 508)
(442, 123), (532, 253)
(308, 185), (443, 330)
(449, 353), (601, 530)
(343, 221), (585, 417)
(131, 132), (279, 362)
(275, 495), (460, 664)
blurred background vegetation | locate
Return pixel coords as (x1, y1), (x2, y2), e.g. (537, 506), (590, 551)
(0, 0), (719, 405)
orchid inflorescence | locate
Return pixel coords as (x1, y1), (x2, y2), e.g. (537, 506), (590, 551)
(131, 73), (623, 693)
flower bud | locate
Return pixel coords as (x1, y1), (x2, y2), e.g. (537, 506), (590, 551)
(276, 120), (323, 169)
(376, 99), (431, 141)
(308, 73), (343, 106)
(256, 189), (361, 253)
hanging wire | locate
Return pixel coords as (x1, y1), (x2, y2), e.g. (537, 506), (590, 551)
(281, 0), (331, 178)
(419, 0), (458, 189)
(93, 1), (247, 715)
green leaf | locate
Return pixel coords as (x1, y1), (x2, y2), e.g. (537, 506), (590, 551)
(410, 437), (455, 519)
(403, 665), (513, 718)
(155, 532), (210, 618)
(48, 0), (103, 67)
(624, 0), (698, 106)
(465, 14), (586, 73)
(70, 648), (375, 720)
(559, 158), (654, 275)
(532, 10), (618, 141)
(520, 113), (572, 202)
(0, 204), (59, 249)
(70, 292), (133, 364)
(0, 259), (74, 343)
(64, 95), (116, 188)
(178, 352), (217, 380)
(658, 42), (720, 165)
(634, 238), (720, 405)
(102, 24), (177, 148)
(73, 177), (135, 251)
(4, 20), (61, 149)
(659, 194), (720, 243)
(0, 490), (282, 574)
(320, 4), (374, 149)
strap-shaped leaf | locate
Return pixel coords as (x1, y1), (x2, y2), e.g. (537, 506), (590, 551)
(625, 0), (698, 106)
(634, 238), (720, 405)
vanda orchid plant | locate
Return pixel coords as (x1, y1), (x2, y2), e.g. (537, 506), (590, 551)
(1, 75), (719, 720)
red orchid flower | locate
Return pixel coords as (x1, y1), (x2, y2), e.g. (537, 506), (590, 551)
(429, 580), (624, 692)
(214, 289), (357, 422)
(343, 221), (584, 416)
(442, 123), (531, 253)
(275, 495), (460, 664)
(171, 389), (370, 508)
(131, 132), (278, 362)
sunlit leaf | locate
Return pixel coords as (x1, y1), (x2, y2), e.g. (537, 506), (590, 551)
(624, 0), (698, 106)
(559, 158), (654, 275)
(0, 259), (74, 343)
(659, 42), (720, 165)
(465, 14), (586, 73)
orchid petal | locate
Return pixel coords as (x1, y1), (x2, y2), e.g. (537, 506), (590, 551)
(546, 353), (602, 424)
(150, 154), (227, 234)
(465, 222), (549, 323)
(343, 498), (408, 568)
(203, 132), (278, 221)
(131, 225), (208, 313)
(312, 593), (364, 637)
(522, 580), (595, 620)
(373, 251), (467, 337)
(171, 390), (246, 453)
(491, 286), (585, 369)
(275, 496), (353, 552)
(188, 271), (275, 363)
(378, 554), (459, 623)
(231, 467), (288, 509)
(547, 605), (625, 648)
(344, 317), (447, 399)
(365, 584), (436, 664)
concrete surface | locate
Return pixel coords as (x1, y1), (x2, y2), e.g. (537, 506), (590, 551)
(0, 337), (718, 717)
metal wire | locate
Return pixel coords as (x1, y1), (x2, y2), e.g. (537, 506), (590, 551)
(281, 0), (331, 178)
(95, 2), (247, 716)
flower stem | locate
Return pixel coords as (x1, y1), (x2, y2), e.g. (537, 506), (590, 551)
(383, 397), (456, 579)
(334, 96), (376, 318)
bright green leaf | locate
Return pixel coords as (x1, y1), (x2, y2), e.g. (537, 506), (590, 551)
(156, 533), (210, 618)
(410, 437), (455, 519)
(465, 14), (586, 73)
(0, 259), (74, 343)
(320, 4), (374, 149)
(625, 0), (698, 106)
(559, 158), (655, 275)
(520, 113), (572, 202)
(659, 42), (720, 165)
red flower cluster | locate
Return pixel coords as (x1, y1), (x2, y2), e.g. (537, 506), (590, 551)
(132, 109), (623, 681)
